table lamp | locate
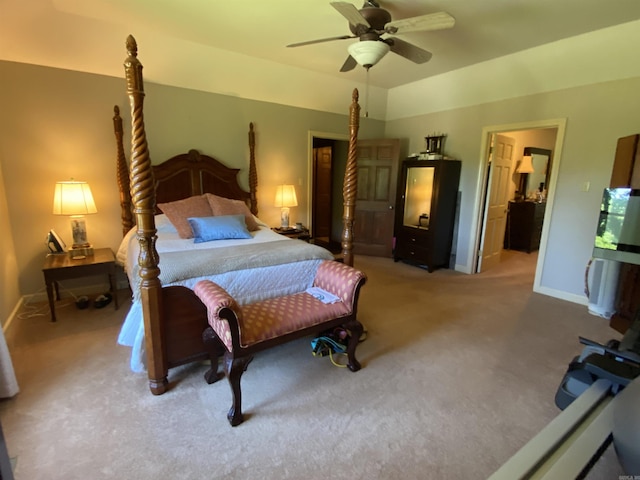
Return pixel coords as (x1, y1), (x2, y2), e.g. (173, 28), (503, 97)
(516, 155), (535, 174)
(274, 184), (298, 229)
(52, 180), (97, 259)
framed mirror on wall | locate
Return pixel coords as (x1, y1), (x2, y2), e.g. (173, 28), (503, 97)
(519, 147), (552, 200)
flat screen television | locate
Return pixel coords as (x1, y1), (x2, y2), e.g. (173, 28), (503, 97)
(593, 188), (640, 265)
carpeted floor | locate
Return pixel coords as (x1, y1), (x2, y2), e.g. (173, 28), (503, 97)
(0, 251), (625, 479)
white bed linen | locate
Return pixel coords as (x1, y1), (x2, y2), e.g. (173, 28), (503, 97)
(117, 216), (329, 372)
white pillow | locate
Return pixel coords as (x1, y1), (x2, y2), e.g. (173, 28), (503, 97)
(155, 214), (177, 233)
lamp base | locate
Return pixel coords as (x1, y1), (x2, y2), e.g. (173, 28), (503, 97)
(69, 245), (94, 260)
(280, 207), (291, 229)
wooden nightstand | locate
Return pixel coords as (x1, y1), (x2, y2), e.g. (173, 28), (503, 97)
(271, 227), (311, 241)
(42, 248), (119, 322)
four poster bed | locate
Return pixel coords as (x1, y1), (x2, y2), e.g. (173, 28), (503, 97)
(116, 35), (362, 395)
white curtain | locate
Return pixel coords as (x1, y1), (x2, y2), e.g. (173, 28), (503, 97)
(0, 329), (18, 398)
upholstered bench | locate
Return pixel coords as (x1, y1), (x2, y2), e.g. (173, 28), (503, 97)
(194, 260), (367, 426)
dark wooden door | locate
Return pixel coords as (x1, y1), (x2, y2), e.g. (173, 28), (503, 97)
(313, 146), (333, 239)
(353, 138), (400, 257)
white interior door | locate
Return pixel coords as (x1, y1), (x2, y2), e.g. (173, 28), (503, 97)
(479, 134), (515, 272)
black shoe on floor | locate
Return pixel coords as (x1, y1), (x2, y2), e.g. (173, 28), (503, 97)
(94, 293), (112, 309)
(75, 296), (90, 310)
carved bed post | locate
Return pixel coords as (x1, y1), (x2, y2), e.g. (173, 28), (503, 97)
(248, 122), (258, 216)
(113, 105), (134, 237)
(341, 88), (361, 267)
(124, 35), (168, 395)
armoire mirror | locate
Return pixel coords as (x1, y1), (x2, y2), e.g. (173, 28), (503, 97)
(519, 147), (552, 198)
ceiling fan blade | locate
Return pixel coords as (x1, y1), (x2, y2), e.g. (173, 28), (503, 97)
(385, 11), (455, 35)
(340, 55), (357, 72)
(287, 35), (355, 48)
(330, 2), (371, 29)
(387, 38), (432, 64)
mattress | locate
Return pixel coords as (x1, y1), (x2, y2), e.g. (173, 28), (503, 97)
(117, 215), (334, 372)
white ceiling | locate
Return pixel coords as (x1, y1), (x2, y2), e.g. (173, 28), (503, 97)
(3, 0), (640, 90)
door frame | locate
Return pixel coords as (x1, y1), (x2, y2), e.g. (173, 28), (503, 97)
(307, 130), (349, 234)
(469, 118), (567, 292)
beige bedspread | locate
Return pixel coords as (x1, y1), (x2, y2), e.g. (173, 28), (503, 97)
(129, 239), (334, 294)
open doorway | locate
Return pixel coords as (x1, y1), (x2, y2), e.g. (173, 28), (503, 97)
(471, 119), (567, 292)
(308, 131), (349, 254)
(307, 133), (401, 258)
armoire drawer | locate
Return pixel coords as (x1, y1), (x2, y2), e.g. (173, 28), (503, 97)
(395, 242), (429, 263)
(396, 227), (429, 245)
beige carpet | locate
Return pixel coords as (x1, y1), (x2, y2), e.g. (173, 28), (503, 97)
(0, 252), (625, 479)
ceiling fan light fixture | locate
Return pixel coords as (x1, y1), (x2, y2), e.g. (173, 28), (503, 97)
(347, 40), (390, 69)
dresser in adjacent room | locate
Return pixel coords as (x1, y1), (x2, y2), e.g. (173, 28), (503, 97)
(505, 201), (546, 253)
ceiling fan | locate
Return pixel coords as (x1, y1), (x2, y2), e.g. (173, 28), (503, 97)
(287, 1), (455, 72)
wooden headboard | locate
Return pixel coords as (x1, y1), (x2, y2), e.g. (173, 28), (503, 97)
(113, 107), (258, 235)
(151, 149), (253, 213)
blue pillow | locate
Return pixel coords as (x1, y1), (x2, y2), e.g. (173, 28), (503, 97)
(187, 215), (252, 243)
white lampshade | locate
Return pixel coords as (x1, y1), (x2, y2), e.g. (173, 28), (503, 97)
(53, 181), (97, 252)
(516, 155), (535, 174)
(348, 40), (390, 69)
(52, 181), (97, 215)
(274, 184), (298, 229)
(274, 184), (298, 208)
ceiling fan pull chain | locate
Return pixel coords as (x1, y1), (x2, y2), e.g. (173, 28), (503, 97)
(365, 67), (370, 118)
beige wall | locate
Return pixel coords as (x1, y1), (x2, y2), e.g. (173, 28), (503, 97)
(3, 57), (639, 314)
(0, 60), (385, 300)
(0, 161), (20, 328)
(385, 76), (640, 302)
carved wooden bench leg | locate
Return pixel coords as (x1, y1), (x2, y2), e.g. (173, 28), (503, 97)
(224, 351), (253, 426)
(344, 319), (363, 372)
(202, 326), (225, 384)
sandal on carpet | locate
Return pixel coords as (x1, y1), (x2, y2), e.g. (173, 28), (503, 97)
(75, 296), (90, 310)
(94, 293), (112, 309)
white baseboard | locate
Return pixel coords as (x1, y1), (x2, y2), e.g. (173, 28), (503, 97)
(3, 297), (25, 334)
(454, 263), (472, 274)
(25, 279), (129, 304)
(6, 278), (130, 332)
(535, 284), (589, 306)
(454, 263), (589, 308)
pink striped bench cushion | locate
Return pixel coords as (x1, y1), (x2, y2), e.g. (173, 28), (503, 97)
(194, 260), (365, 351)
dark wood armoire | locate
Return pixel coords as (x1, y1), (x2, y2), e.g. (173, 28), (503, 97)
(393, 158), (461, 272)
